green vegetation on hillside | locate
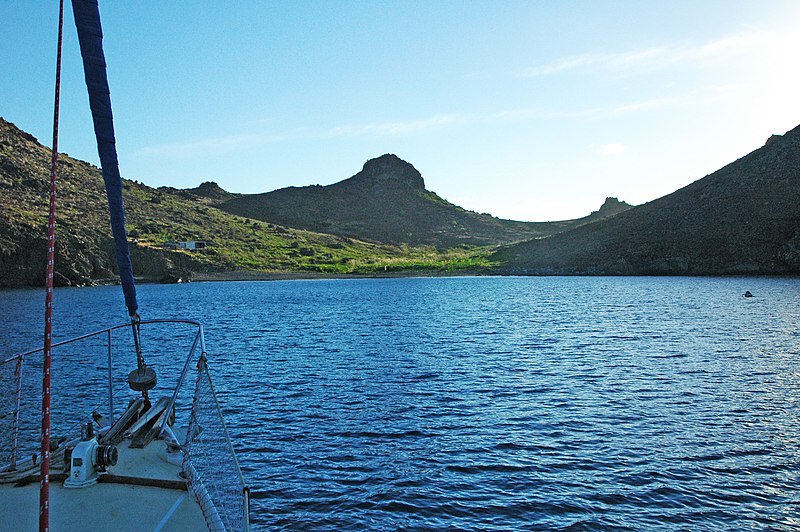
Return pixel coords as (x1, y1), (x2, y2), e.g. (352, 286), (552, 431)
(125, 179), (497, 274)
(0, 118), (496, 286)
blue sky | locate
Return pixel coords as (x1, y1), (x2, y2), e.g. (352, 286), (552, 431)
(3, 1), (800, 221)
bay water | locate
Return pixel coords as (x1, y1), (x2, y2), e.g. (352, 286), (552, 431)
(1, 276), (799, 529)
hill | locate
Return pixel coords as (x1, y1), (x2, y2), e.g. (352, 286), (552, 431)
(214, 154), (631, 247)
(0, 118), (488, 287)
(492, 125), (800, 275)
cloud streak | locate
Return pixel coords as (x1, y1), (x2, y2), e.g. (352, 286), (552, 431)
(519, 31), (772, 78)
(135, 114), (466, 159)
(327, 114), (463, 137)
(134, 128), (310, 158)
(521, 47), (666, 77)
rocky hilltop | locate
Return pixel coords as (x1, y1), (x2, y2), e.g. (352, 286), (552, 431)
(215, 154), (629, 247)
(159, 181), (236, 203)
(351, 154), (426, 189)
(589, 197), (631, 220)
(493, 125), (800, 275)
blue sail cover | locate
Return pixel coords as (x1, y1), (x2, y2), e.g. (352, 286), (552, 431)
(72, 0), (138, 317)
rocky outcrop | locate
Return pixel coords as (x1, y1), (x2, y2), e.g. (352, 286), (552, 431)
(350, 154), (426, 190)
(130, 245), (200, 283)
(163, 181), (235, 203)
(591, 197), (632, 219)
(0, 219), (116, 287)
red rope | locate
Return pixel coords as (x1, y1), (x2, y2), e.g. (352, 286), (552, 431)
(40, 1), (64, 530)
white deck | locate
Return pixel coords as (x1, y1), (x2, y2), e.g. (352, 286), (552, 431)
(0, 438), (207, 531)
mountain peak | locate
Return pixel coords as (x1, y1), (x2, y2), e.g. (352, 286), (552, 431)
(161, 180), (234, 202)
(355, 154), (425, 190)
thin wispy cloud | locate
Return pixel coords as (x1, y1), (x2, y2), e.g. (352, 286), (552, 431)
(136, 114), (466, 159)
(560, 95), (685, 120)
(562, 84), (746, 120)
(140, 109), (550, 158)
(489, 107), (541, 121)
(521, 47), (666, 77)
(609, 95), (686, 115)
(135, 131), (298, 158)
(322, 108), (545, 138)
(328, 114), (463, 137)
(519, 31), (772, 78)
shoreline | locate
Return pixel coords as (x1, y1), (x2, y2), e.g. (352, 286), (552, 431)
(0, 270), (488, 290)
(188, 269), (486, 283)
(2, 269), (795, 291)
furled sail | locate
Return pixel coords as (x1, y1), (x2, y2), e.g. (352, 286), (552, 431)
(71, 0), (138, 317)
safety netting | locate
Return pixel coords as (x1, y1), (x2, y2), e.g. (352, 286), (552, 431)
(184, 355), (249, 531)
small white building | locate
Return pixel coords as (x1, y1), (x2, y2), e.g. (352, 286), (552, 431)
(165, 241), (206, 251)
(179, 241), (206, 251)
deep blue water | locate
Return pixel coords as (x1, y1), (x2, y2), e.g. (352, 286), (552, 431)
(2, 276), (800, 530)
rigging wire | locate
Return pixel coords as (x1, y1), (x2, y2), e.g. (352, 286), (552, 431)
(41, 1), (64, 530)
